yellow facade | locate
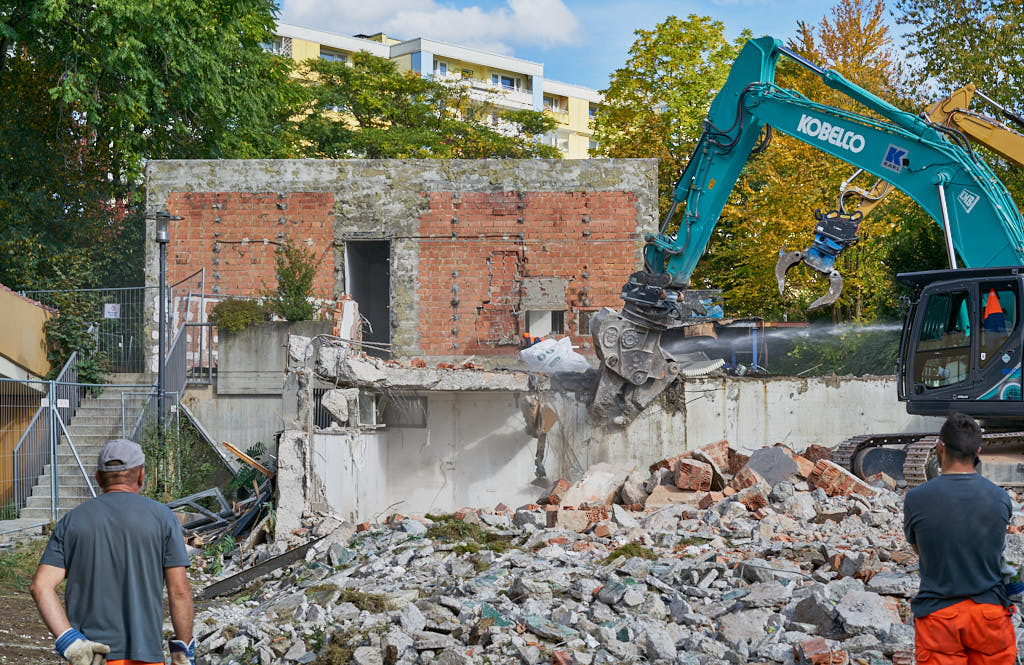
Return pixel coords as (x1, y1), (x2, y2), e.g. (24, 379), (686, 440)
(275, 24), (602, 159)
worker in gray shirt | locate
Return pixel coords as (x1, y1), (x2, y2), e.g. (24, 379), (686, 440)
(903, 412), (1016, 665)
(30, 439), (195, 665)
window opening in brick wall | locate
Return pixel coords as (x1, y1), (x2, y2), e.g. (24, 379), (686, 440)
(345, 240), (391, 358)
(378, 395), (428, 428)
(526, 310), (565, 337)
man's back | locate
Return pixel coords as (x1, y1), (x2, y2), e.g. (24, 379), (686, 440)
(40, 491), (189, 662)
(903, 473), (1012, 617)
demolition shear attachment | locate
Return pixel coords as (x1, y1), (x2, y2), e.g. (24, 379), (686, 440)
(775, 208), (862, 311)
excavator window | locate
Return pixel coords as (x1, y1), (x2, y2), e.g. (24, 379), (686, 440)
(979, 284), (1018, 368)
(915, 290), (971, 388)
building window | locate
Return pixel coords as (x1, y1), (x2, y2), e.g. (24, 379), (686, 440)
(378, 395), (428, 428)
(319, 48), (347, 63)
(492, 74), (520, 90)
(543, 95), (564, 112)
(461, 68), (474, 79)
(261, 37), (285, 55)
(589, 139), (599, 151)
(526, 310), (565, 337)
(588, 103), (599, 118)
(436, 61), (448, 76)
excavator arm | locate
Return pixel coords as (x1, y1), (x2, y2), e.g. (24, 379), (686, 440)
(591, 36), (1024, 419)
(779, 84), (1024, 305)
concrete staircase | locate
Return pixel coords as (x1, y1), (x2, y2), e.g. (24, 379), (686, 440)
(19, 374), (154, 521)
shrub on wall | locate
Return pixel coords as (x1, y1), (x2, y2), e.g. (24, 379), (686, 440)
(265, 240), (318, 321)
(209, 298), (268, 334)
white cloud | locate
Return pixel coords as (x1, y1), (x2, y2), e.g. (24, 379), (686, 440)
(280, 0), (581, 54)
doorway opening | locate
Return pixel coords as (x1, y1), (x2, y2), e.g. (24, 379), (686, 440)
(345, 241), (391, 358)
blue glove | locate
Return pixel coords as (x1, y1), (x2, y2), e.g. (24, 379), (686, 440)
(168, 636), (196, 665)
(55, 628), (110, 665)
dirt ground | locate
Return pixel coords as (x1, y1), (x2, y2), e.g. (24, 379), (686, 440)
(0, 590), (56, 665)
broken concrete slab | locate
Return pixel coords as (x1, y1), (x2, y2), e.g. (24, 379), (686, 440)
(560, 462), (636, 508)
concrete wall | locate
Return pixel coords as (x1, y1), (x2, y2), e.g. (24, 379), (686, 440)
(144, 159), (657, 366)
(0, 284), (52, 380)
(301, 375), (943, 521)
(182, 321), (332, 458)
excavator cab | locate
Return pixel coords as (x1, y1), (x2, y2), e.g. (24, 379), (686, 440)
(898, 267), (1024, 420)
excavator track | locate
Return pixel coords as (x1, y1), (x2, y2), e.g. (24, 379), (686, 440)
(835, 431), (1024, 489)
(832, 433), (933, 481)
(902, 436), (939, 488)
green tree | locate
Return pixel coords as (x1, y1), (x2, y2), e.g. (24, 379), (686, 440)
(0, 0), (302, 291)
(894, 0), (1024, 203)
(293, 52), (559, 159)
(590, 15), (747, 212)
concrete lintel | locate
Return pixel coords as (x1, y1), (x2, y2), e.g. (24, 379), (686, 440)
(315, 345), (546, 391)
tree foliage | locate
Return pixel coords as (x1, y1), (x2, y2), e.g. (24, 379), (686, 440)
(590, 15), (747, 212)
(293, 53), (559, 159)
(895, 0), (1024, 203)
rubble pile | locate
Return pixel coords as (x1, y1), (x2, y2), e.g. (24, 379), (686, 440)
(189, 441), (1022, 665)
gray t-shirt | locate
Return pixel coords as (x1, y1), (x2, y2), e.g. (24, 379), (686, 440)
(40, 491), (190, 662)
(903, 473), (1012, 618)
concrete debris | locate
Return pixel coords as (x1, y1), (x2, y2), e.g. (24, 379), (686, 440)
(188, 437), (1002, 665)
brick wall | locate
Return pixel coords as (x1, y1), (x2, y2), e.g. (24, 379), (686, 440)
(416, 191), (641, 356)
(165, 192), (335, 298)
(145, 159), (657, 363)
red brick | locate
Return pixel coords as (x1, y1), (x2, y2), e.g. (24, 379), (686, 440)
(544, 478), (571, 505)
(807, 460), (880, 498)
(731, 466), (766, 491)
(794, 637), (848, 665)
(736, 485), (769, 512)
(698, 491), (724, 509)
(355, 522), (371, 532)
(676, 458), (713, 491)
(698, 439), (730, 470)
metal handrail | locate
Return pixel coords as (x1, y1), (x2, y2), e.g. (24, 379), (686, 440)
(55, 415), (96, 498)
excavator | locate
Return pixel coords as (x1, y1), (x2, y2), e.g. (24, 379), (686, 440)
(590, 35), (1024, 486)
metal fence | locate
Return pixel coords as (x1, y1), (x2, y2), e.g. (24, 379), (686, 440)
(22, 286), (155, 374)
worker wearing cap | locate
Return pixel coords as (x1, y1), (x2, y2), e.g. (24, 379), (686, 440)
(903, 412), (1016, 664)
(30, 439), (195, 665)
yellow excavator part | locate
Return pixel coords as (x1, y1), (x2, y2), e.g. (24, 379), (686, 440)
(926, 84), (1024, 169)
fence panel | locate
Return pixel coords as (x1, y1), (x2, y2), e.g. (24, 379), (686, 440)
(23, 287), (154, 373)
(0, 378), (49, 519)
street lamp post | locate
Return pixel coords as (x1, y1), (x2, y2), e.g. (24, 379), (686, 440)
(155, 212), (169, 441)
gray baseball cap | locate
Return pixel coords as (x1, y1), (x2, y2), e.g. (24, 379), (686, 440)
(97, 438), (146, 471)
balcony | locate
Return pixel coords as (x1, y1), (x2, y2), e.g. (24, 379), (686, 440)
(444, 77), (534, 110)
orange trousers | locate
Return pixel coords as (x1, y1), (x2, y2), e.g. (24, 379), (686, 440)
(915, 599), (1017, 665)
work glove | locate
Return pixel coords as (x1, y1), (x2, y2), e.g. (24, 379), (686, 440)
(169, 636), (196, 665)
(55, 628), (110, 665)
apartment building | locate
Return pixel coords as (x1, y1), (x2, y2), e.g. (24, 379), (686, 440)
(270, 23), (601, 159)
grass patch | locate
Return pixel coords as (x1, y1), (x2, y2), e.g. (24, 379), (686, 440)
(425, 516), (514, 554)
(336, 588), (392, 613)
(600, 541), (658, 566)
(677, 536), (711, 547)
(0, 538), (47, 593)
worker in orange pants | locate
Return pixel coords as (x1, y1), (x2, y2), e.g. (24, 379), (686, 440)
(914, 599), (1016, 664)
(904, 413), (1018, 665)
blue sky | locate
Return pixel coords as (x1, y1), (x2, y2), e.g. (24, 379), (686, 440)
(277, 0), (904, 90)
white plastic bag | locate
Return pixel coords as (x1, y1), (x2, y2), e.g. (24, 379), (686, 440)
(519, 337), (592, 374)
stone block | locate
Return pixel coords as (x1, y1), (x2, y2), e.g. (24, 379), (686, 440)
(561, 462), (636, 508)
(745, 446), (801, 486)
(676, 458), (713, 491)
(834, 590), (901, 639)
(619, 469), (649, 505)
(645, 485), (700, 509)
(807, 461), (880, 498)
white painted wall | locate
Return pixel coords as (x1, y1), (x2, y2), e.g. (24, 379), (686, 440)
(309, 376), (943, 520)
